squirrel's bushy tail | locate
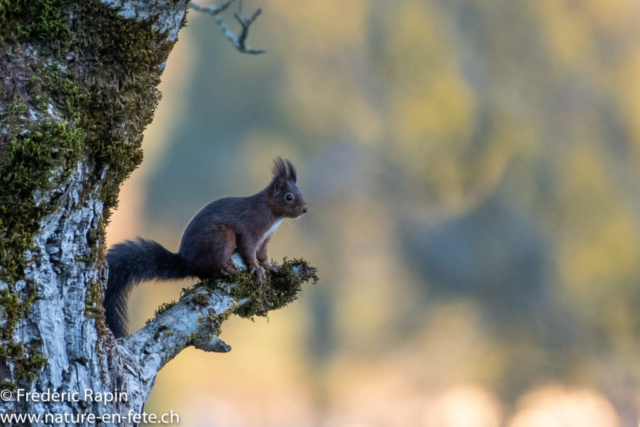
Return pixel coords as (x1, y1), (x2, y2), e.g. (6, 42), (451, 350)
(105, 238), (188, 338)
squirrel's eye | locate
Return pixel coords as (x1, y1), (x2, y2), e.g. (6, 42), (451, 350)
(285, 193), (294, 202)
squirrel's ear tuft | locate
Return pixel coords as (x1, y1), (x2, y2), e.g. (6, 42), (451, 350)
(285, 159), (297, 183)
(272, 157), (297, 185)
(271, 157), (288, 192)
(272, 157), (288, 180)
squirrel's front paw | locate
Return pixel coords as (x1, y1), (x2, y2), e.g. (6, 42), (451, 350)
(249, 264), (267, 283)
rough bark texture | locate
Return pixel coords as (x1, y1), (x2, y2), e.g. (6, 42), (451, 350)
(0, 1), (316, 425)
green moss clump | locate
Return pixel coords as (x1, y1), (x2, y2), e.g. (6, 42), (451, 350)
(0, 378), (16, 390)
(191, 293), (209, 307)
(0, 121), (84, 282)
(149, 301), (177, 322)
(0, 285), (44, 383)
(0, 287), (40, 341)
(37, 3), (174, 224)
(0, 340), (47, 381)
(186, 332), (204, 348)
(85, 281), (106, 337)
(0, 291), (22, 340)
(0, 0), (73, 47)
(11, 340), (47, 380)
(201, 258), (319, 319)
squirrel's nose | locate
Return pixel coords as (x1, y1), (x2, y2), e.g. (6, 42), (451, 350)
(302, 206), (308, 214)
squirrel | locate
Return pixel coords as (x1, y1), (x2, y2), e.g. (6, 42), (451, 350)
(104, 157), (307, 338)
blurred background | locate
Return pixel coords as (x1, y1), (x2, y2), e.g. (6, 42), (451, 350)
(107, 0), (640, 425)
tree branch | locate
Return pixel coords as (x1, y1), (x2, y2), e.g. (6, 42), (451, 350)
(189, 0), (235, 15)
(191, 0), (266, 54)
(121, 255), (318, 374)
(122, 288), (236, 373)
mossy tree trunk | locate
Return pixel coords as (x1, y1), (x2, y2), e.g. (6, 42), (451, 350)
(0, 0), (191, 423)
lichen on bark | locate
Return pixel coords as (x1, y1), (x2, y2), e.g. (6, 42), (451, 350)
(0, 0), (188, 409)
(1, 0), (185, 284)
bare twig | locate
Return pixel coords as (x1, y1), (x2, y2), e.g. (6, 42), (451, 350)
(190, 0), (235, 16)
(190, 0), (266, 54)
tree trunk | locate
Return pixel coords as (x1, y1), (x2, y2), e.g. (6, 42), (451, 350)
(0, 1), (315, 425)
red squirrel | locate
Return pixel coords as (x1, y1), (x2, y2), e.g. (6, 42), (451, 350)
(104, 157), (307, 338)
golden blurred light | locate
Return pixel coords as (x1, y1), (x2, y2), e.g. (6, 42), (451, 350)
(326, 380), (502, 427)
(180, 390), (315, 427)
(507, 385), (620, 427)
(423, 385), (503, 427)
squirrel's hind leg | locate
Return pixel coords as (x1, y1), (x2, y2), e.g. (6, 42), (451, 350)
(185, 224), (237, 280)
